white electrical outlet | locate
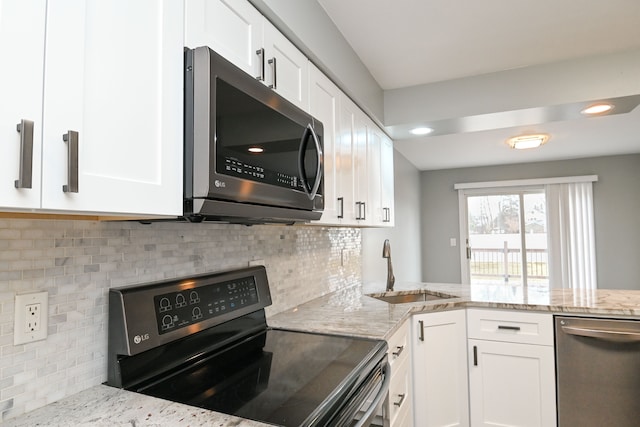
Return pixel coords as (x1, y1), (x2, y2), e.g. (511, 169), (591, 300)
(14, 291), (48, 345)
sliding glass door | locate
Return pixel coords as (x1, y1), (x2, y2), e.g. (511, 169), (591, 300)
(462, 190), (549, 290)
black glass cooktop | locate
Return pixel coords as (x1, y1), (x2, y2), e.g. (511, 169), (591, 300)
(137, 329), (382, 426)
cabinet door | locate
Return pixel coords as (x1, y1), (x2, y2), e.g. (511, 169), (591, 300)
(336, 94), (357, 224)
(41, 0), (183, 215)
(263, 20), (309, 112)
(366, 124), (383, 226)
(184, 0), (263, 78)
(413, 310), (469, 427)
(380, 134), (395, 226)
(309, 65), (341, 225)
(352, 109), (369, 224)
(468, 339), (556, 427)
(0, 0), (46, 209)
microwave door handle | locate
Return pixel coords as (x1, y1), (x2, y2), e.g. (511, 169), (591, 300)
(298, 124), (323, 200)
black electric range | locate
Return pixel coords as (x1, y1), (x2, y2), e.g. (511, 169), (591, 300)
(106, 266), (389, 426)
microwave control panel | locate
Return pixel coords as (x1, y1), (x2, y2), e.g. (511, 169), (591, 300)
(153, 276), (259, 334)
(223, 157), (303, 190)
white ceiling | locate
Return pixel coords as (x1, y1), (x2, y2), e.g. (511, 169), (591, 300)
(318, 0), (640, 170)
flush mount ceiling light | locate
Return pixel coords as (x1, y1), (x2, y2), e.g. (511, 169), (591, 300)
(506, 134), (549, 150)
(581, 103), (614, 115)
(409, 126), (433, 136)
(247, 146), (264, 153)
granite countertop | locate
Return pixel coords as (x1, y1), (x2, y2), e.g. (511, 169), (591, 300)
(4, 385), (271, 427)
(267, 281), (640, 340)
(9, 281), (640, 426)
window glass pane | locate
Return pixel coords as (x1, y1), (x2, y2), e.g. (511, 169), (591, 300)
(467, 194), (522, 286)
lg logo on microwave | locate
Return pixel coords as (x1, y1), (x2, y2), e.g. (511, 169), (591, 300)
(133, 334), (150, 345)
(214, 180), (226, 188)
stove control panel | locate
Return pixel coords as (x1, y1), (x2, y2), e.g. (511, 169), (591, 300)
(153, 276), (259, 334)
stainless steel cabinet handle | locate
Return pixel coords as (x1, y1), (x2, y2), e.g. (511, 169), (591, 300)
(561, 325), (640, 343)
(62, 131), (79, 193)
(255, 48), (265, 81)
(473, 345), (478, 366)
(15, 119), (34, 189)
(337, 197), (344, 219)
(383, 207), (391, 222)
(392, 345), (404, 358)
(393, 393), (406, 407)
(498, 325), (521, 331)
(268, 57), (277, 89)
(418, 320), (424, 341)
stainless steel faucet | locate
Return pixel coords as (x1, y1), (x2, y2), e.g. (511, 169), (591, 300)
(382, 239), (395, 291)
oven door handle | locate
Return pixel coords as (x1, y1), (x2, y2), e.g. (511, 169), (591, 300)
(298, 123), (323, 201)
(354, 362), (391, 427)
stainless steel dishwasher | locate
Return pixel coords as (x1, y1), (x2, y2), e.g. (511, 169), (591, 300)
(555, 316), (640, 427)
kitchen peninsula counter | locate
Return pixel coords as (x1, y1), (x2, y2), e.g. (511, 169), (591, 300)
(267, 281), (640, 340)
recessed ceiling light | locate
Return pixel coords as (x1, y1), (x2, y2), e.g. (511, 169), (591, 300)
(410, 127), (433, 135)
(248, 147), (264, 153)
(506, 134), (549, 150)
(581, 103), (613, 115)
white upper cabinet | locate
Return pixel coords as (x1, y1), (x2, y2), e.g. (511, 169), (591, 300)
(309, 65), (342, 225)
(379, 133), (395, 225)
(40, 0), (184, 215)
(1, 0), (184, 216)
(184, 0), (262, 77)
(262, 20), (309, 111)
(184, 0), (309, 111)
(0, 0), (46, 209)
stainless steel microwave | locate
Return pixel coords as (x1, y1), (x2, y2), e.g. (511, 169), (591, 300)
(183, 47), (324, 224)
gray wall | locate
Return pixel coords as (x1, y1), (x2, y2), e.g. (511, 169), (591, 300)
(421, 154), (640, 290)
(248, 0), (384, 120)
(362, 150), (422, 285)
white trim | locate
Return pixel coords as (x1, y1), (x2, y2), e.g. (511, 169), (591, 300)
(454, 175), (598, 190)
(458, 190), (470, 284)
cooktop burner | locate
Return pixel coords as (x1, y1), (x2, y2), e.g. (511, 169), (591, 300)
(138, 328), (382, 426)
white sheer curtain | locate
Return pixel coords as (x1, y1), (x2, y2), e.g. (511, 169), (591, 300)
(545, 182), (597, 290)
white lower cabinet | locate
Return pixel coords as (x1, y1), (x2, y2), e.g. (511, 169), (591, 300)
(466, 309), (556, 427)
(412, 310), (469, 427)
(385, 320), (412, 427)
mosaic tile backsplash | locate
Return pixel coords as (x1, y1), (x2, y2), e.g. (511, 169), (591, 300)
(0, 218), (361, 420)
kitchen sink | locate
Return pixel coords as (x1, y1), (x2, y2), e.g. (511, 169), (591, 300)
(368, 291), (458, 304)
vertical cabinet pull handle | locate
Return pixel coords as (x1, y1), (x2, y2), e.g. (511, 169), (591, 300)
(62, 131), (79, 193)
(15, 119), (34, 189)
(268, 57), (277, 89)
(383, 207), (391, 222)
(255, 48), (265, 81)
(473, 345), (478, 366)
(337, 197), (344, 219)
(418, 320), (424, 341)
(356, 202), (367, 221)
(392, 345), (404, 358)
(393, 393), (406, 407)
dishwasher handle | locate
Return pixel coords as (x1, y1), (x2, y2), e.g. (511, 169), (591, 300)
(354, 362), (391, 427)
(561, 324), (640, 343)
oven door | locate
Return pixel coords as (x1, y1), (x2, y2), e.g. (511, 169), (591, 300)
(328, 359), (391, 427)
